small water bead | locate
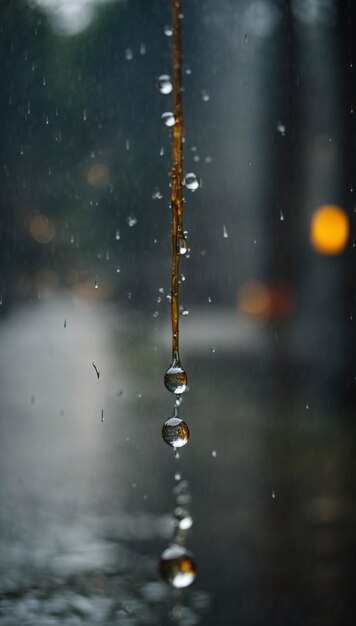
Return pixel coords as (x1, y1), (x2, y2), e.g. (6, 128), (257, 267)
(164, 24), (173, 36)
(174, 507), (193, 530)
(162, 112), (176, 127)
(177, 236), (188, 255)
(115, 229), (120, 240)
(152, 188), (163, 200)
(182, 308), (189, 316)
(164, 360), (187, 394)
(162, 417), (189, 448)
(184, 172), (199, 192)
(201, 89), (210, 102)
(160, 146), (164, 156)
(159, 545), (196, 589)
(157, 74), (173, 95)
(211, 449), (217, 458)
(279, 208), (285, 221)
(127, 215), (137, 227)
(125, 48), (133, 61)
(277, 121), (286, 136)
(223, 224), (229, 238)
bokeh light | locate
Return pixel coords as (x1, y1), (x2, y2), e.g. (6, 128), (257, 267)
(87, 163), (110, 188)
(310, 204), (349, 255)
(237, 281), (293, 322)
(29, 214), (56, 244)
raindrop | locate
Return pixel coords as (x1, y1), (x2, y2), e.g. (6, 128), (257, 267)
(305, 402), (310, 410)
(177, 236), (188, 255)
(164, 24), (173, 36)
(64, 319), (67, 328)
(193, 155), (200, 162)
(83, 109), (87, 122)
(160, 146), (165, 156)
(185, 67), (192, 75)
(43, 75), (46, 86)
(244, 33), (248, 44)
(152, 188), (163, 200)
(127, 215), (137, 227)
(174, 472), (181, 481)
(279, 208), (285, 221)
(164, 359), (188, 394)
(211, 449), (217, 458)
(27, 101), (31, 115)
(162, 417), (189, 448)
(181, 274), (186, 282)
(45, 115), (49, 125)
(94, 275), (99, 289)
(125, 48), (133, 61)
(277, 121), (286, 136)
(201, 89), (210, 102)
(140, 42), (146, 55)
(174, 507), (193, 530)
(182, 308), (189, 316)
(159, 545), (196, 588)
(126, 139), (130, 151)
(162, 112), (176, 127)
(101, 409), (104, 422)
(20, 145), (24, 156)
(248, 160), (252, 167)
(115, 229), (120, 240)
(208, 296), (212, 303)
(350, 184), (354, 193)
(205, 155), (213, 163)
(272, 489), (276, 499)
(153, 311), (159, 318)
(223, 224), (229, 239)
(157, 74), (173, 94)
(92, 362), (100, 380)
(116, 266), (121, 273)
(184, 172), (199, 192)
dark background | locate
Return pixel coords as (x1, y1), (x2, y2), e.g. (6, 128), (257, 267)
(1, 1), (356, 625)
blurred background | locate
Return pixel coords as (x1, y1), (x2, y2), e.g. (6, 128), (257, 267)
(1, 0), (356, 624)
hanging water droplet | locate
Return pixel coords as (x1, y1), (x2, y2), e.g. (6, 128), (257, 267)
(116, 229), (120, 240)
(277, 121), (286, 136)
(94, 275), (99, 289)
(125, 48), (133, 61)
(127, 215), (137, 227)
(164, 359), (188, 394)
(157, 74), (173, 94)
(162, 112), (176, 127)
(223, 224), (228, 239)
(201, 89), (210, 102)
(177, 236), (188, 255)
(162, 417), (189, 448)
(184, 172), (199, 192)
(159, 545), (196, 588)
(279, 208), (285, 221)
(174, 507), (193, 530)
(152, 188), (163, 200)
(140, 42), (146, 55)
(164, 24), (173, 36)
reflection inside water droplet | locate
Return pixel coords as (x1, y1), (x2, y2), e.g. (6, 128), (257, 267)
(164, 360), (187, 394)
(184, 172), (199, 192)
(159, 545), (196, 588)
(162, 416), (189, 448)
(177, 235), (188, 255)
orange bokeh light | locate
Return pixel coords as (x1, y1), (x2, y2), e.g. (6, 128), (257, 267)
(87, 163), (110, 188)
(29, 214), (55, 244)
(310, 204), (349, 255)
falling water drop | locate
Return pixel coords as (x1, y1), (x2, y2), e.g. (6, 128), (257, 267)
(125, 48), (133, 61)
(164, 359), (187, 394)
(174, 507), (193, 530)
(157, 74), (173, 94)
(160, 146), (165, 156)
(152, 188), (163, 200)
(211, 449), (217, 458)
(162, 112), (176, 127)
(115, 229), (120, 240)
(279, 208), (285, 221)
(83, 109), (87, 122)
(162, 417), (189, 448)
(164, 24), (173, 36)
(94, 275), (99, 289)
(201, 89), (210, 102)
(223, 224), (229, 238)
(277, 121), (286, 136)
(64, 319), (67, 328)
(140, 42), (146, 55)
(159, 545), (196, 588)
(183, 172), (199, 192)
(272, 489), (276, 499)
(127, 215), (137, 227)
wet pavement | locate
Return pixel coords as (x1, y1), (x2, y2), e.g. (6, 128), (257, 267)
(0, 296), (356, 625)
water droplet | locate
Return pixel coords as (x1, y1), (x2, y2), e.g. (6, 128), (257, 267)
(350, 184), (354, 193)
(20, 145), (24, 156)
(182, 308), (189, 316)
(205, 155), (213, 163)
(223, 224), (229, 238)
(177, 236), (188, 255)
(140, 42), (146, 55)
(159, 545), (196, 588)
(162, 417), (189, 448)
(244, 33), (248, 44)
(184, 172), (199, 192)
(160, 146), (164, 156)
(305, 402), (310, 410)
(152, 188), (163, 200)
(201, 89), (210, 102)
(211, 347), (216, 354)
(27, 101), (31, 115)
(101, 409), (104, 422)
(83, 109), (87, 122)
(126, 139), (130, 151)
(211, 449), (217, 458)
(164, 360), (188, 394)
(125, 48), (133, 61)
(116, 229), (120, 240)
(279, 208), (285, 221)
(92, 362), (100, 380)
(162, 112), (176, 127)
(185, 67), (192, 75)
(94, 275), (99, 289)
(127, 215), (137, 227)
(153, 311), (159, 318)
(157, 74), (173, 94)
(277, 121), (286, 136)
(174, 507), (193, 530)
(43, 75), (46, 86)
(181, 274), (186, 282)
(174, 472), (181, 481)
(64, 319), (67, 328)
(164, 24), (173, 36)
(116, 266), (121, 273)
